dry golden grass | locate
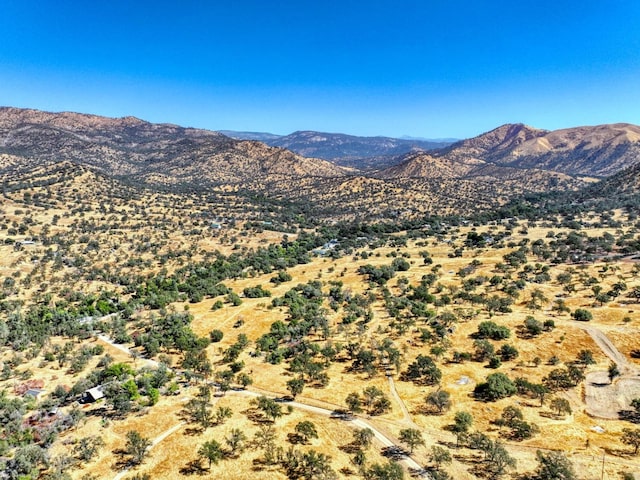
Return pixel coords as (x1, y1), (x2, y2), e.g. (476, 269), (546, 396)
(3, 206), (640, 479)
(51, 393), (393, 480)
(165, 224), (640, 478)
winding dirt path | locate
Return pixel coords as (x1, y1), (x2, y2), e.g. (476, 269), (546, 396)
(570, 322), (635, 373)
(387, 374), (418, 427)
(97, 323), (639, 479)
(227, 388), (429, 476)
(97, 334), (160, 368)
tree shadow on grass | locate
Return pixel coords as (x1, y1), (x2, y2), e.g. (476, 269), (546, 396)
(251, 458), (281, 472)
(183, 426), (205, 436)
(412, 404), (446, 416)
(382, 445), (408, 460)
(452, 452), (483, 465)
(338, 442), (362, 454)
(538, 410), (564, 420)
(111, 448), (133, 470)
(179, 459), (208, 476)
(436, 439), (458, 450)
(287, 432), (304, 445)
(619, 409), (640, 423)
(241, 407), (269, 425)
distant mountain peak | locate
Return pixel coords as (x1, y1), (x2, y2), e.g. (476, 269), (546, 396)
(459, 123), (547, 147)
(391, 121), (640, 178)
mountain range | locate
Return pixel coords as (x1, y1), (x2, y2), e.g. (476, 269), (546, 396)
(220, 130), (454, 169)
(0, 107), (343, 185)
(379, 123), (640, 180)
(436, 123), (640, 177)
(2, 107), (640, 222)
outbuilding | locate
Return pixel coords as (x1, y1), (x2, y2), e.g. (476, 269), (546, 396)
(83, 386), (105, 403)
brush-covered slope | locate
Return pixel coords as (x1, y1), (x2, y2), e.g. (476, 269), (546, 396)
(0, 107), (345, 184)
(576, 161), (640, 200)
(4, 107), (638, 222)
(376, 152), (484, 179)
(438, 123), (548, 163)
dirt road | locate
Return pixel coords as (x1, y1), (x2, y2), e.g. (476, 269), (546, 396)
(571, 322), (635, 373)
(564, 319), (640, 418)
(228, 388), (429, 476)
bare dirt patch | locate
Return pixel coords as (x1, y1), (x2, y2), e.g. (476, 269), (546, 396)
(584, 371), (640, 419)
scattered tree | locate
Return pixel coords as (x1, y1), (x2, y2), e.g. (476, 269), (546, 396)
(345, 392), (363, 414)
(124, 430), (151, 466)
(286, 377), (305, 399)
(452, 411), (473, 446)
(474, 373), (516, 401)
(73, 435), (105, 462)
(215, 406), (233, 425)
(549, 397), (572, 417)
(576, 349), (595, 366)
(254, 396), (283, 423)
(398, 428), (424, 454)
(402, 354), (441, 385)
(354, 428), (374, 449)
(365, 461), (404, 480)
(608, 362), (620, 383)
(425, 389), (451, 414)
(295, 421), (319, 444)
(198, 440), (224, 468)
(534, 450), (576, 480)
(572, 308), (593, 322)
(622, 428), (640, 455)
(429, 445), (452, 470)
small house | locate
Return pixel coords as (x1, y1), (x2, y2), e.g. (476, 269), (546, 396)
(83, 386), (105, 403)
(24, 388), (45, 399)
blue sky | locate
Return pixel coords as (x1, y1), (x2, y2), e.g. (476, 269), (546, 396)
(1, 1), (639, 138)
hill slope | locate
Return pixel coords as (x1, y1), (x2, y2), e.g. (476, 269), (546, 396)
(221, 129), (454, 168)
(5, 107), (639, 222)
(0, 107), (345, 184)
(381, 122), (640, 181)
(501, 123), (640, 176)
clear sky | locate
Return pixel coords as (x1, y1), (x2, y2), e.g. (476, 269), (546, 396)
(1, 0), (639, 138)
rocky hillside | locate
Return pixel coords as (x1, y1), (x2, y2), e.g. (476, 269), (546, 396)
(500, 123), (640, 176)
(382, 122), (640, 180)
(0, 107), (345, 184)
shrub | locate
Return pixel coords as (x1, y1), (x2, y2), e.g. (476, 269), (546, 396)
(572, 308), (593, 322)
(243, 285), (271, 298)
(209, 329), (224, 342)
(474, 373), (517, 401)
(476, 321), (511, 340)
